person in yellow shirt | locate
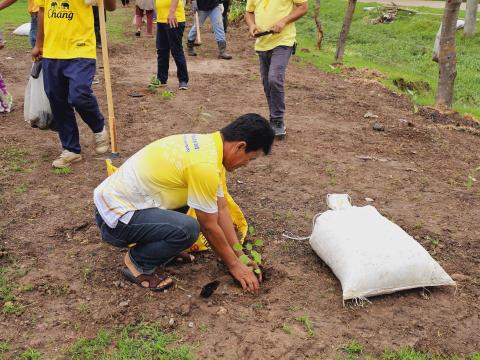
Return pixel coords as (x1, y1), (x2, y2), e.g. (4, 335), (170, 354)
(151, 0), (189, 89)
(93, 114), (275, 292)
(31, 0), (116, 168)
(245, 0), (307, 139)
(0, 0), (39, 47)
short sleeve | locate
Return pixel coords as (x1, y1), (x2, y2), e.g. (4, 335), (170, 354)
(246, 0), (256, 12)
(186, 163), (220, 213)
(34, 0), (46, 8)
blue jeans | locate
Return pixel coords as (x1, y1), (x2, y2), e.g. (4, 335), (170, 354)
(43, 58), (105, 154)
(29, 14), (38, 48)
(95, 207), (200, 274)
(156, 22), (189, 84)
(188, 5), (225, 43)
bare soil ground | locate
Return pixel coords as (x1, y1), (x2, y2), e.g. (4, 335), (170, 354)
(0, 16), (479, 359)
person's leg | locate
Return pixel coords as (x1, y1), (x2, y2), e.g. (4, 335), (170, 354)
(98, 208), (200, 274)
(210, 5), (232, 59)
(222, 0), (230, 33)
(156, 23), (170, 84)
(145, 10), (154, 36)
(135, 6), (143, 35)
(267, 46), (292, 137)
(43, 59), (83, 155)
(167, 22), (189, 86)
(257, 50), (273, 120)
(29, 14), (38, 48)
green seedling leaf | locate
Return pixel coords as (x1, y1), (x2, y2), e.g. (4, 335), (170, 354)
(239, 255), (250, 265)
(248, 225), (256, 236)
(245, 243), (253, 251)
(233, 243), (243, 252)
(251, 250), (262, 265)
(254, 268), (261, 274)
(254, 239), (264, 247)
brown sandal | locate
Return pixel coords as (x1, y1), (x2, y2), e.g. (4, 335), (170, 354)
(165, 251), (195, 266)
(121, 267), (174, 291)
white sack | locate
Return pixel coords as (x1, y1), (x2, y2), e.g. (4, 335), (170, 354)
(24, 69), (54, 130)
(309, 200), (455, 301)
(13, 23), (31, 36)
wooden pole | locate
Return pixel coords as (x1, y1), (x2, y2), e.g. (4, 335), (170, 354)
(97, 0), (119, 156)
(436, 0), (462, 109)
(195, 11), (202, 45)
(335, 0), (357, 64)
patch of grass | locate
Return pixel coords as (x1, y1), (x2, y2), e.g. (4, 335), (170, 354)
(5, 146), (31, 172)
(281, 323), (292, 335)
(296, 315), (315, 337)
(343, 340), (363, 356)
(66, 323), (194, 359)
(296, 0), (480, 119)
(52, 166), (72, 175)
(228, 0), (246, 22)
(14, 184), (28, 193)
(2, 301), (25, 315)
(81, 267), (94, 282)
(0, 341), (10, 354)
(78, 303), (90, 314)
(18, 283), (34, 292)
(21, 348), (43, 360)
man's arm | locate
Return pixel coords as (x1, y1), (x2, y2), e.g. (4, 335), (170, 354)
(270, 2), (308, 33)
(32, 6), (44, 60)
(0, 0), (17, 11)
(167, 0), (179, 28)
(196, 209), (260, 292)
(245, 11), (258, 37)
(103, 0), (116, 11)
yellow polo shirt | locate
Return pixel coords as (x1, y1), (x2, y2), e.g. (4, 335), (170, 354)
(94, 132), (225, 228)
(35, 0), (96, 59)
(246, 0), (307, 51)
(28, 0), (39, 14)
(156, 0), (186, 23)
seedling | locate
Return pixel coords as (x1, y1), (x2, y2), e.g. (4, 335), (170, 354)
(281, 323), (292, 335)
(232, 238), (264, 275)
(2, 301), (25, 315)
(161, 90), (175, 99)
(82, 267), (94, 281)
(296, 315), (315, 337)
(21, 348), (43, 360)
(78, 303), (90, 314)
(52, 166), (72, 175)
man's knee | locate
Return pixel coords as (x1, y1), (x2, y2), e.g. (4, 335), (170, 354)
(268, 73), (284, 90)
(70, 86), (93, 109)
(184, 217), (200, 246)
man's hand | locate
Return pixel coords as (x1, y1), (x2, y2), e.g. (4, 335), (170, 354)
(191, 0), (198, 12)
(229, 260), (260, 292)
(270, 19), (287, 33)
(168, 11), (178, 28)
(248, 23), (258, 38)
(32, 45), (42, 61)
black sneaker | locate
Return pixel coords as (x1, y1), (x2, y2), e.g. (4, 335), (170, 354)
(270, 119), (286, 139)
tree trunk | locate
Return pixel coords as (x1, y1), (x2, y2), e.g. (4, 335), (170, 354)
(335, 0), (357, 64)
(464, 0), (478, 37)
(436, 0), (462, 110)
(313, 0), (324, 49)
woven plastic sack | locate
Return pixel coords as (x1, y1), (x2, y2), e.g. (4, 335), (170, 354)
(309, 195), (455, 301)
(105, 160), (247, 252)
(24, 68), (54, 130)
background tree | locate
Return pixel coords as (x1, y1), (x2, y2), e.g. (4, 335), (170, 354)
(313, 0), (324, 49)
(436, 0), (462, 109)
(464, 0), (478, 37)
(335, 0), (357, 64)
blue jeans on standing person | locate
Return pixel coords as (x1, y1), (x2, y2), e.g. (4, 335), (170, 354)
(95, 207), (200, 274)
(156, 22), (189, 85)
(42, 58), (105, 154)
(187, 5), (225, 43)
(29, 13), (38, 48)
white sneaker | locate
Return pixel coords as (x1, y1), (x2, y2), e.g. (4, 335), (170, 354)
(94, 127), (109, 154)
(52, 150), (82, 168)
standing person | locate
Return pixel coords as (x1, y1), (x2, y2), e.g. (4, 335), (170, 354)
(0, 32), (13, 113)
(187, 0), (232, 59)
(94, 114), (274, 291)
(152, 0), (189, 89)
(32, 0), (116, 168)
(245, 0), (307, 139)
(0, 0), (39, 48)
(135, 0), (155, 36)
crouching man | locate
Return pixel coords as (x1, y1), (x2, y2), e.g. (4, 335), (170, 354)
(93, 113), (275, 292)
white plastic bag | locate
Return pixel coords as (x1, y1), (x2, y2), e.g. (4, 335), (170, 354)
(13, 23), (31, 36)
(309, 196), (455, 301)
(24, 69), (54, 130)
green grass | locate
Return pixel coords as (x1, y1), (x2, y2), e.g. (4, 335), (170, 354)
(0, 0), (133, 49)
(52, 166), (72, 175)
(20, 348), (43, 360)
(66, 323), (194, 360)
(295, 0), (480, 119)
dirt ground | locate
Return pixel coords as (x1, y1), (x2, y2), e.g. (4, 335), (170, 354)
(0, 13), (479, 359)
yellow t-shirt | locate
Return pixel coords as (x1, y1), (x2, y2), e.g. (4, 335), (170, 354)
(35, 0), (96, 59)
(28, 0), (39, 14)
(246, 0), (306, 52)
(94, 132), (225, 228)
(156, 0), (185, 23)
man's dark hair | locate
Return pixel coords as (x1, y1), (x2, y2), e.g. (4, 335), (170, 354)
(220, 113), (275, 155)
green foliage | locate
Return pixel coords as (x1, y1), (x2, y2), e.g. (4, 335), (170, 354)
(343, 340), (363, 356)
(281, 323), (292, 335)
(2, 301), (25, 315)
(5, 147), (31, 172)
(295, 0), (480, 119)
(228, 0), (246, 22)
(66, 324), (194, 360)
(161, 90), (175, 99)
(0, 341), (10, 354)
(14, 184), (28, 193)
(21, 348), (43, 360)
(296, 315), (315, 337)
(382, 347), (466, 360)
(248, 225), (256, 236)
(232, 236), (264, 274)
(52, 166), (72, 175)
(466, 166), (480, 190)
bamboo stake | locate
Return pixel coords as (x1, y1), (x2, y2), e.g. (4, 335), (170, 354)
(195, 11), (202, 45)
(97, 0), (119, 157)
